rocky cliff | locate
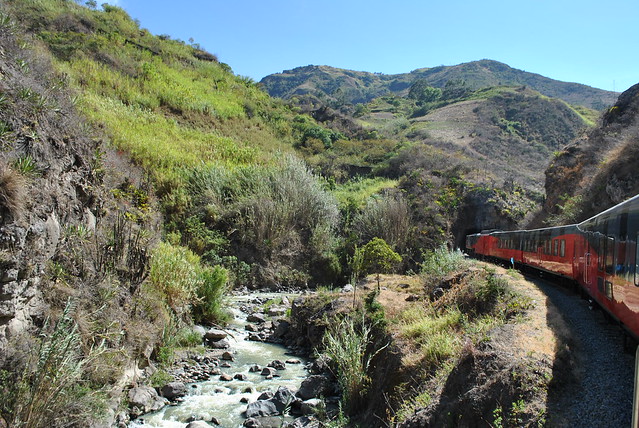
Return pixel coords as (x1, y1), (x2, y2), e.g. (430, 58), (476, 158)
(538, 83), (639, 226)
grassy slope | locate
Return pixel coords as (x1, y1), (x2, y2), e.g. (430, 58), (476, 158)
(7, 0), (300, 185)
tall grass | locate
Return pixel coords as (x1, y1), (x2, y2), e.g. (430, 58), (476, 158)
(3, 301), (106, 427)
(322, 315), (385, 411)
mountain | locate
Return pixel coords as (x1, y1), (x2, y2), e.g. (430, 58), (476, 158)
(260, 60), (618, 110)
(536, 83), (639, 226)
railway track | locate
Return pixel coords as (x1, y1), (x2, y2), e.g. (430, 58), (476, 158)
(528, 274), (634, 427)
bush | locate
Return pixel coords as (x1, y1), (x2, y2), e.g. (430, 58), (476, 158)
(149, 242), (201, 319)
(193, 265), (229, 324)
(421, 245), (469, 280)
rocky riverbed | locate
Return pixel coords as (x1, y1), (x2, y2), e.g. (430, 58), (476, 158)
(124, 293), (339, 428)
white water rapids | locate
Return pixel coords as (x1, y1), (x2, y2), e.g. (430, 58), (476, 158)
(129, 294), (308, 428)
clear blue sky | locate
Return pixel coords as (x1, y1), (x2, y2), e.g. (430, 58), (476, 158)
(109, 0), (637, 92)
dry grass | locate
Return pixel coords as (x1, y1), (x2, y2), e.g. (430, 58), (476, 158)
(0, 161), (26, 222)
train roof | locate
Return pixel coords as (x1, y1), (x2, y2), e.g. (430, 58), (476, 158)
(577, 193), (639, 230)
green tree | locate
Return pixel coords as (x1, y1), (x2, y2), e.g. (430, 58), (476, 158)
(408, 80), (442, 104)
(354, 237), (402, 290)
(442, 78), (470, 100)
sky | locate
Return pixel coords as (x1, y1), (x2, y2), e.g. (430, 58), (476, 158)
(107, 0), (638, 92)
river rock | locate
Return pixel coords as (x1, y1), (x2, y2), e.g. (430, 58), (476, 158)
(300, 398), (323, 416)
(272, 386), (295, 413)
(186, 422), (210, 428)
(296, 375), (332, 400)
(220, 374), (233, 381)
(342, 284), (354, 293)
(160, 381), (187, 400)
(267, 306), (287, 317)
(286, 358), (301, 364)
(283, 416), (321, 428)
(247, 313), (266, 323)
(271, 320), (290, 338)
(257, 391), (274, 400)
(222, 351), (234, 361)
(249, 364), (261, 372)
(245, 323), (259, 332)
(261, 367), (276, 376)
(211, 416), (221, 425)
(205, 328), (228, 341)
(192, 325), (207, 337)
(243, 418), (260, 428)
(240, 396), (250, 403)
(267, 360), (286, 370)
(234, 373), (248, 381)
(208, 338), (230, 349)
(127, 386), (167, 416)
(245, 399), (279, 417)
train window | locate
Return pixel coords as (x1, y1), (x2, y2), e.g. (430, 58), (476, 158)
(605, 281), (613, 300)
(605, 236), (615, 275)
(598, 235), (605, 271)
(560, 240), (566, 257)
(553, 240), (559, 256)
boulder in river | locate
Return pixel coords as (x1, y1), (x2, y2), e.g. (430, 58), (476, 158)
(261, 367), (276, 377)
(271, 386), (296, 413)
(283, 416), (321, 428)
(245, 399), (279, 418)
(204, 328), (228, 341)
(208, 338), (230, 349)
(127, 386), (167, 417)
(222, 351), (234, 361)
(186, 421), (210, 428)
(247, 313), (266, 323)
(267, 360), (286, 370)
(160, 381), (187, 400)
(296, 375), (333, 400)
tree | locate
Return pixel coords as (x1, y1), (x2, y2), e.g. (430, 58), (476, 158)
(408, 80), (442, 104)
(354, 237), (402, 291)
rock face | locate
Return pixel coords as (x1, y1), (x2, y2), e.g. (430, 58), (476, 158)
(538, 83), (639, 227)
(296, 375), (333, 400)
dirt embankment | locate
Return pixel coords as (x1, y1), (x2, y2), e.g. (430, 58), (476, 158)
(286, 267), (579, 427)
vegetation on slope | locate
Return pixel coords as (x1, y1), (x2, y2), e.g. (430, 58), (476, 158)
(261, 60), (618, 111)
(540, 83), (639, 226)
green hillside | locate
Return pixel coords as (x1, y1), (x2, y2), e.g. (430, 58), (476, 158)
(261, 60), (618, 110)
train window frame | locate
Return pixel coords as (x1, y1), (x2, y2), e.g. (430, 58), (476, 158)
(598, 235), (605, 271)
(605, 236), (615, 276)
(635, 232), (639, 286)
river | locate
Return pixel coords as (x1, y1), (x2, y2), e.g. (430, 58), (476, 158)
(129, 294), (308, 427)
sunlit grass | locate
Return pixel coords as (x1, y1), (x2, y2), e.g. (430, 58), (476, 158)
(79, 93), (258, 177)
(332, 177), (398, 207)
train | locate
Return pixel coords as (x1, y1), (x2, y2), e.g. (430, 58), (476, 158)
(465, 193), (639, 343)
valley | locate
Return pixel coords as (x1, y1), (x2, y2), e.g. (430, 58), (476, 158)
(0, 0), (637, 427)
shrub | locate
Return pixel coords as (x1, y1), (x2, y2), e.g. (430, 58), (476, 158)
(421, 245), (469, 280)
(352, 192), (411, 252)
(193, 265), (229, 324)
(149, 242), (201, 319)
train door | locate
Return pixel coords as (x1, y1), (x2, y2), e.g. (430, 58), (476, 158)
(581, 237), (591, 286)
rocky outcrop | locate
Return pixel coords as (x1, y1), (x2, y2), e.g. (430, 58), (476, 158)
(539, 83), (639, 226)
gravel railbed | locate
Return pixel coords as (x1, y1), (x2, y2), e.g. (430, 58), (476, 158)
(530, 275), (634, 427)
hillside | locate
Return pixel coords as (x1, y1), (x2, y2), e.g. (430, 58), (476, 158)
(535, 82), (639, 226)
(261, 60), (618, 110)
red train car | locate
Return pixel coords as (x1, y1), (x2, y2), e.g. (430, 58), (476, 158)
(466, 194), (639, 341)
